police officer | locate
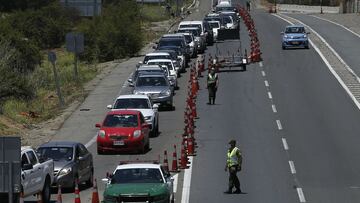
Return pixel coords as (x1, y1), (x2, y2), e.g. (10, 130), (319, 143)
(224, 140), (242, 194)
(207, 68), (219, 105)
(246, 0), (251, 11)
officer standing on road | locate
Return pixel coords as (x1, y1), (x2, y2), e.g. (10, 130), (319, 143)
(246, 0), (251, 11)
(207, 68), (219, 105)
(224, 140), (242, 194)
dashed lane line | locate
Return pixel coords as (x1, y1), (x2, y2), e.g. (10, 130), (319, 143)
(297, 187), (307, 202)
(85, 134), (97, 148)
(173, 174), (179, 193)
(289, 161), (297, 174)
(261, 70), (266, 77)
(276, 120), (283, 130)
(268, 91), (273, 99)
(259, 61), (264, 67)
(181, 156), (194, 203)
(272, 104), (277, 113)
(264, 80), (269, 87)
(282, 138), (289, 150)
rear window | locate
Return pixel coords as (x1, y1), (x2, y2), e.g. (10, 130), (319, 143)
(147, 61), (174, 71)
(136, 76), (168, 87)
(209, 22), (220, 28)
(103, 114), (138, 127)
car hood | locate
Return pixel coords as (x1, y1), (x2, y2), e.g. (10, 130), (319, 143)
(101, 127), (136, 137)
(104, 183), (168, 197)
(118, 108), (154, 117)
(284, 33), (306, 38)
(134, 86), (170, 94)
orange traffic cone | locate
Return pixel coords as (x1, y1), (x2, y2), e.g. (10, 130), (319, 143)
(179, 141), (189, 169)
(163, 150), (169, 172)
(74, 179), (81, 203)
(56, 185), (62, 203)
(36, 192), (43, 203)
(91, 179), (100, 203)
(187, 137), (195, 156)
(19, 191), (24, 203)
(170, 145), (179, 172)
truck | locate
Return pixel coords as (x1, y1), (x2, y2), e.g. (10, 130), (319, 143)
(21, 146), (54, 202)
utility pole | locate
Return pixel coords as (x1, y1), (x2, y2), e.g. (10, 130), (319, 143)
(48, 51), (65, 108)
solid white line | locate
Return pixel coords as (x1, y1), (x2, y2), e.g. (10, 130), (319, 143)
(273, 13), (360, 111)
(276, 120), (283, 130)
(264, 80), (269, 87)
(261, 70), (266, 77)
(259, 61), (264, 67)
(272, 104), (277, 113)
(181, 156), (193, 203)
(173, 174), (179, 193)
(85, 134), (97, 148)
(282, 138), (289, 150)
(268, 92), (273, 99)
(311, 15), (360, 39)
(289, 161), (296, 174)
(297, 187), (306, 202)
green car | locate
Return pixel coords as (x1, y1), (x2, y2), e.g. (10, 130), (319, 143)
(102, 163), (174, 203)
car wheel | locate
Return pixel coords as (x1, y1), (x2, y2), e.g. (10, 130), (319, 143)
(42, 177), (51, 203)
(305, 45), (309, 49)
(282, 46), (286, 50)
(86, 168), (94, 187)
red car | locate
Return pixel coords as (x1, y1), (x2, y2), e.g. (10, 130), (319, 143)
(96, 110), (150, 154)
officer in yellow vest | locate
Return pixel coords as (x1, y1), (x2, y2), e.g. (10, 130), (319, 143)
(224, 139), (242, 194)
(207, 68), (219, 105)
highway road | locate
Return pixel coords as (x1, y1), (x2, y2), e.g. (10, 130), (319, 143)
(24, 0), (360, 202)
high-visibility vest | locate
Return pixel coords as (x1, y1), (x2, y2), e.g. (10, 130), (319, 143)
(207, 73), (218, 85)
(227, 147), (242, 167)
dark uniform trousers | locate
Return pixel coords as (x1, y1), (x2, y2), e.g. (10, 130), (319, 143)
(228, 165), (240, 190)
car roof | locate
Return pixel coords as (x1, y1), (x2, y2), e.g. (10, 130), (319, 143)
(180, 21), (202, 25)
(39, 141), (79, 148)
(115, 94), (150, 100)
(138, 66), (163, 71)
(107, 110), (140, 115)
(138, 73), (166, 78)
(178, 27), (200, 31)
(116, 163), (161, 170)
(138, 64), (161, 69)
(147, 59), (172, 62)
(286, 25), (304, 28)
(146, 52), (170, 56)
(163, 33), (185, 37)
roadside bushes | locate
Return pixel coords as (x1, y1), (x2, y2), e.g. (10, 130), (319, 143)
(79, 0), (143, 62)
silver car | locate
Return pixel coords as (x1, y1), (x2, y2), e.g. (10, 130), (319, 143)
(133, 74), (174, 110)
(37, 141), (93, 189)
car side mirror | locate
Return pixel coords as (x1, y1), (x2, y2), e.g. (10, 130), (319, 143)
(138, 61), (143, 65)
(152, 45), (157, 49)
(107, 105), (112, 109)
(280, 32), (284, 35)
(153, 104), (159, 109)
(95, 123), (101, 128)
(128, 78), (133, 83)
(22, 163), (33, 170)
(129, 83), (134, 87)
(102, 178), (109, 184)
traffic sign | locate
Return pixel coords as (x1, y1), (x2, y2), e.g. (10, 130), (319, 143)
(47, 51), (57, 65)
(66, 32), (84, 54)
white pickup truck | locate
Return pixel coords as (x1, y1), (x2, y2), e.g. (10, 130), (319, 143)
(21, 146), (54, 202)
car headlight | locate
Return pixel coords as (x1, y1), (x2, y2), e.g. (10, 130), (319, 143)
(144, 116), (152, 121)
(161, 89), (171, 96)
(58, 167), (72, 176)
(133, 130), (141, 138)
(303, 34), (307, 38)
(284, 35), (289, 39)
(98, 130), (106, 138)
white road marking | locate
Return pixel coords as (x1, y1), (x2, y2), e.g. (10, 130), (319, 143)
(173, 174), (179, 193)
(259, 61), (264, 67)
(297, 187), (306, 202)
(264, 80), (269, 87)
(268, 92), (273, 99)
(273, 13), (360, 110)
(282, 138), (289, 150)
(272, 104), (277, 113)
(311, 15), (360, 39)
(181, 156), (193, 203)
(276, 120), (283, 130)
(85, 134), (97, 148)
(288, 161), (296, 174)
(261, 70), (266, 77)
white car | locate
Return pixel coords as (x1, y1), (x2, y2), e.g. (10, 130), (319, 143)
(180, 32), (198, 58)
(208, 21), (220, 41)
(178, 21), (208, 47)
(142, 52), (181, 72)
(107, 94), (159, 137)
(147, 59), (178, 88)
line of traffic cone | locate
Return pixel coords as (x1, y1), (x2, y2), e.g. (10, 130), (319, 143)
(163, 150), (169, 172)
(170, 145), (179, 172)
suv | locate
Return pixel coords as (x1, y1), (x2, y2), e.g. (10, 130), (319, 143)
(129, 64), (169, 86)
(133, 74), (174, 110)
(179, 21), (213, 46)
(177, 27), (206, 53)
(143, 52), (181, 72)
(178, 32), (198, 58)
(160, 34), (190, 63)
(107, 94), (160, 137)
(146, 59), (178, 88)
(102, 162), (174, 203)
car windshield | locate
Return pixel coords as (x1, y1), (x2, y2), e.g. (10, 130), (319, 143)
(136, 76), (167, 87)
(103, 114), (138, 127)
(114, 98), (150, 109)
(184, 35), (192, 43)
(111, 168), (164, 184)
(179, 29), (200, 37)
(148, 61), (174, 71)
(159, 39), (183, 47)
(209, 22), (220, 28)
(37, 147), (73, 161)
(285, 27), (305, 33)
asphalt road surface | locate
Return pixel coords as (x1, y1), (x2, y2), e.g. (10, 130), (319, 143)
(24, 0), (360, 202)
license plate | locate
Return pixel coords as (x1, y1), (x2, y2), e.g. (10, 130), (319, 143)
(292, 41), (299, 45)
(113, 140), (124, 146)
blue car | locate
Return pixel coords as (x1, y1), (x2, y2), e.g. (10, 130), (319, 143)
(281, 25), (309, 49)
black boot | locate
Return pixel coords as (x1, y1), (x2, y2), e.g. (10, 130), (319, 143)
(207, 98), (211, 105)
(224, 190), (232, 194)
(234, 188), (242, 194)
